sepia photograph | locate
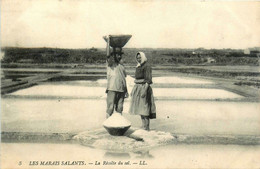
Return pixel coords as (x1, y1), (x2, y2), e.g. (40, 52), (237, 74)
(1, 0), (260, 168)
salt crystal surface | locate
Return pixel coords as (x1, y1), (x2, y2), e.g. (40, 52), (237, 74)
(153, 76), (213, 84)
(74, 128), (176, 151)
(129, 129), (174, 145)
(103, 113), (131, 127)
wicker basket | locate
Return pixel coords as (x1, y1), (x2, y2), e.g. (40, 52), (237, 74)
(103, 35), (132, 48)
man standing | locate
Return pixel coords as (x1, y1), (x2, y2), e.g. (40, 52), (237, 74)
(106, 36), (128, 118)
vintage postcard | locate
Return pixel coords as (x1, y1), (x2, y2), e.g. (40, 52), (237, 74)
(1, 0), (260, 168)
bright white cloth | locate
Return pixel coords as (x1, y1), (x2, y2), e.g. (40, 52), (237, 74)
(136, 52), (147, 67)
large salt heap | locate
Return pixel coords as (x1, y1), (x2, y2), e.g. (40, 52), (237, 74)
(103, 113), (131, 136)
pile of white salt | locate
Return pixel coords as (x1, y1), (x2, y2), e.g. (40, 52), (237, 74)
(103, 113), (131, 128)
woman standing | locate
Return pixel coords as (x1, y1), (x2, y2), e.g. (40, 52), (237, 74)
(129, 52), (156, 131)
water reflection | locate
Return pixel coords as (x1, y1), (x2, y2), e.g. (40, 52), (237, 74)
(104, 152), (131, 159)
(103, 150), (154, 159)
(133, 150), (154, 159)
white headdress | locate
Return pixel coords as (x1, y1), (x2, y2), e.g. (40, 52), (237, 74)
(136, 52), (147, 67)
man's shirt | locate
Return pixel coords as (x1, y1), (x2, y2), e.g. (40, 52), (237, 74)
(106, 58), (127, 93)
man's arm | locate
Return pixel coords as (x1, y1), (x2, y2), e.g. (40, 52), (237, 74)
(106, 36), (114, 67)
(106, 35), (110, 59)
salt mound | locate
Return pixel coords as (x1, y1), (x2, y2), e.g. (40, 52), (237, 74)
(129, 129), (174, 145)
(103, 113), (131, 128)
(73, 128), (177, 152)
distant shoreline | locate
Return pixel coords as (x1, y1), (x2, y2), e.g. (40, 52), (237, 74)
(1, 47), (259, 66)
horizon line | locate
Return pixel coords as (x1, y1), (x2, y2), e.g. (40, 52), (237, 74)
(2, 46), (259, 50)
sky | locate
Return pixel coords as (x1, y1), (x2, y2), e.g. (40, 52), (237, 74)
(1, 0), (260, 49)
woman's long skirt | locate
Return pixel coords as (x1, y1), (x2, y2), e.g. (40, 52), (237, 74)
(129, 83), (156, 119)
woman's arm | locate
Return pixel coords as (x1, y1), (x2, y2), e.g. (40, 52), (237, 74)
(141, 83), (149, 98)
(141, 65), (152, 98)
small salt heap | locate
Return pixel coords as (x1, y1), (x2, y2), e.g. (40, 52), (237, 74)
(103, 113), (131, 136)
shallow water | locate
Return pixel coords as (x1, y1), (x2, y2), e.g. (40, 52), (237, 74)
(8, 77), (242, 99)
(99, 76), (214, 85)
(1, 75), (259, 164)
(152, 76), (213, 84)
(8, 85), (242, 99)
(1, 75), (257, 135)
(2, 98), (259, 135)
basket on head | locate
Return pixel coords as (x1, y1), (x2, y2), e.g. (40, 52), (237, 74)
(103, 35), (132, 48)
